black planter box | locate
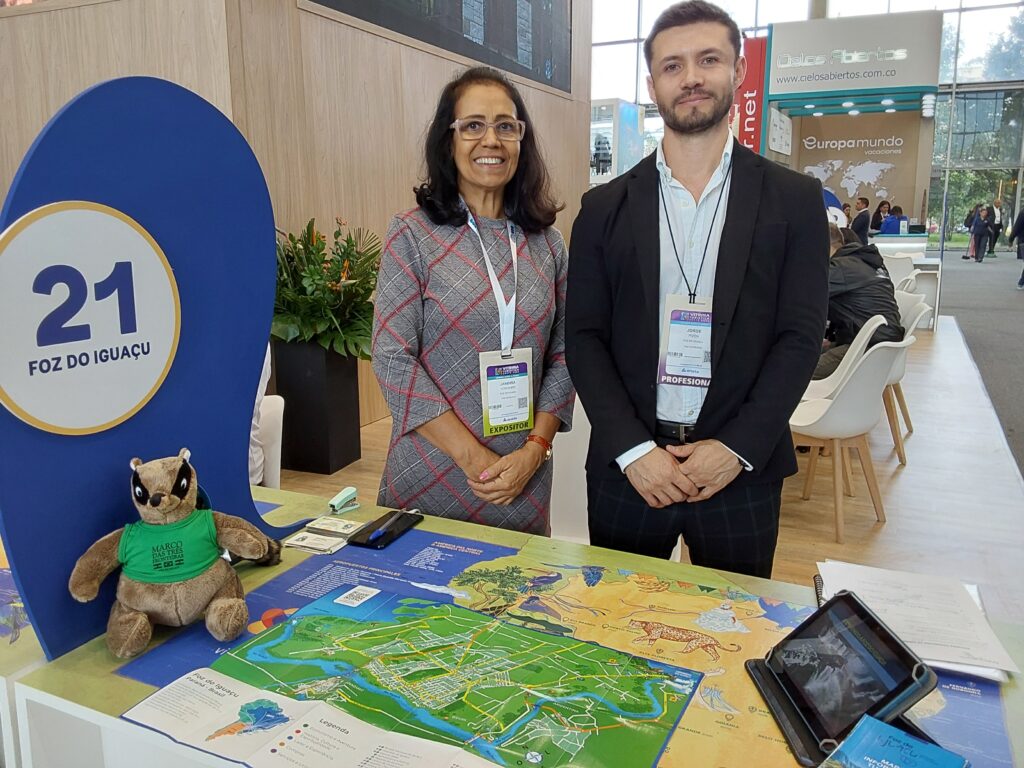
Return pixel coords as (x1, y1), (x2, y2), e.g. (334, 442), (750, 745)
(273, 339), (361, 474)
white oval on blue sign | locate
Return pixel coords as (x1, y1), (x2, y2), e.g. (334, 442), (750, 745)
(0, 201), (180, 434)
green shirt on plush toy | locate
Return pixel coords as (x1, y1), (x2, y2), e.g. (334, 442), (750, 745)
(117, 508), (221, 583)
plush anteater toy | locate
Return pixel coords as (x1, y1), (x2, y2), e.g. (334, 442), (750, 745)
(68, 449), (281, 658)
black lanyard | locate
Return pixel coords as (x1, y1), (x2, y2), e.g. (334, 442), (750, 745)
(658, 157), (733, 303)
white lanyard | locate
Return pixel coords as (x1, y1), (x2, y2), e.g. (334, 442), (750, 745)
(466, 212), (518, 355)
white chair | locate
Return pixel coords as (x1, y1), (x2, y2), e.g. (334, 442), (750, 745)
(258, 394), (285, 489)
(885, 303), (932, 446)
(803, 315), (887, 402)
(894, 270), (922, 292)
(882, 253), (916, 286)
(791, 338), (914, 543)
(894, 291), (925, 326)
(881, 335), (918, 465)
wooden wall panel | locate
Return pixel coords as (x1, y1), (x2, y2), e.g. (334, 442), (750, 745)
(1, 0), (593, 430)
(0, 0), (232, 196)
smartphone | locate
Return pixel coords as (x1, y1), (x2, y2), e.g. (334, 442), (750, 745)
(346, 510), (423, 549)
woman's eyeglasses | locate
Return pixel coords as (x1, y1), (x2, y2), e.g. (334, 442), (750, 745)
(449, 118), (526, 142)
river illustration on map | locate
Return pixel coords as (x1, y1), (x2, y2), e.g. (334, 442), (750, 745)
(212, 589), (702, 767)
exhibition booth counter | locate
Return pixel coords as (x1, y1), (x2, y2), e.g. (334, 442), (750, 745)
(7, 486), (1023, 768)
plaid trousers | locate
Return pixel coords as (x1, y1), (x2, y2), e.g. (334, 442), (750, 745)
(587, 476), (783, 578)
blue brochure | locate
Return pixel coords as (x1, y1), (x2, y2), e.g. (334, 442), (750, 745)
(823, 716), (970, 768)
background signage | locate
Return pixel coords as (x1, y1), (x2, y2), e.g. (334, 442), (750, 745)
(798, 112), (923, 210)
(0, 203), (180, 433)
(768, 11), (942, 96)
(0, 77), (300, 660)
(734, 36), (767, 153)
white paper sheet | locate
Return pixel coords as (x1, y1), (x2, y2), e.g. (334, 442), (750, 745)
(816, 561), (1019, 674)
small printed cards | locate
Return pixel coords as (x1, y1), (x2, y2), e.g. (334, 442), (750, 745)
(283, 531), (348, 555)
(304, 516), (365, 537)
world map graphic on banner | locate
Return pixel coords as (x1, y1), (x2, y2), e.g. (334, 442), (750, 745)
(804, 159), (897, 200)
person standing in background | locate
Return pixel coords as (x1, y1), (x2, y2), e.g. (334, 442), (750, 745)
(372, 67), (574, 535)
(1007, 207), (1024, 288)
(972, 207), (992, 263)
(850, 197), (870, 245)
(988, 199), (1003, 255)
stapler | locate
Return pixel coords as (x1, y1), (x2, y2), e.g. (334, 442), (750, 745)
(328, 486), (359, 514)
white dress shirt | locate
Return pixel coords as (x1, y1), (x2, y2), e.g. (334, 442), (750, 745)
(616, 137), (750, 472)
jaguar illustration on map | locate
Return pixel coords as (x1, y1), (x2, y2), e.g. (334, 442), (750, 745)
(213, 589), (701, 767)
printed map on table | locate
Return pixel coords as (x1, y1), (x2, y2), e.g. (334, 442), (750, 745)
(119, 528), (820, 766)
(213, 587), (701, 768)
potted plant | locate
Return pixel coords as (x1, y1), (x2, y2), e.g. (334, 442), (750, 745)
(271, 218), (381, 474)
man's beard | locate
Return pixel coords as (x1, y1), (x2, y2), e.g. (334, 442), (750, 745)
(658, 87), (733, 135)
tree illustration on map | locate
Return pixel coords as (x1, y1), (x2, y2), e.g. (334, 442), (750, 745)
(206, 699), (289, 740)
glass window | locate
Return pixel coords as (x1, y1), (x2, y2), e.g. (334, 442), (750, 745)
(593, 0), (639, 43)
(956, 7), (1024, 83)
(756, 0), (808, 26)
(939, 12), (959, 84)
(641, 0), (756, 37)
(826, 0), (888, 17)
(889, 0), (960, 10)
(960, 0), (1020, 7)
(591, 43), (641, 102)
(948, 90), (1024, 167)
(933, 93), (951, 165)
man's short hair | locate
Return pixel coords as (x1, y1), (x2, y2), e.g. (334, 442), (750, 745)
(891, 205), (903, 217)
(839, 227), (860, 245)
(643, 1), (742, 70)
(857, 197), (869, 208)
(828, 223), (844, 253)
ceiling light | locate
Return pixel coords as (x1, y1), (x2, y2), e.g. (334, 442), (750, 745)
(885, 108), (896, 113)
(881, 98), (894, 106)
(804, 104), (815, 109)
(813, 111), (824, 117)
(842, 101), (854, 107)
(848, 109), (860, 116)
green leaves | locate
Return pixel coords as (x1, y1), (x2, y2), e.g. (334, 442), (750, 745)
(271, 219), (382, 360)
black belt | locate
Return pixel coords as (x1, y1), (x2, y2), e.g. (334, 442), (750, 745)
(655, 420), (696, 443)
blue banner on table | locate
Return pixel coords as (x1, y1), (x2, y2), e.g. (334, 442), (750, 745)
(0, 77), (301, 660)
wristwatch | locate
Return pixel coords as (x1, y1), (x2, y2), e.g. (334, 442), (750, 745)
(525, 434), (553, 461)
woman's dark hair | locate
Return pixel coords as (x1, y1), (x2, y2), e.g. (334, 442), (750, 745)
(414, 67), (563, 233)
(870, 199), (891, 229)
(644, 1), (741, 70)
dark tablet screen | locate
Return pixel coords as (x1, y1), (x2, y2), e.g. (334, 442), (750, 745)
(770, 594), (916, 741)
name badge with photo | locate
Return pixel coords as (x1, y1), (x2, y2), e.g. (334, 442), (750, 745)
(479, 348), (533, 437)
(657, 295), (712, 388)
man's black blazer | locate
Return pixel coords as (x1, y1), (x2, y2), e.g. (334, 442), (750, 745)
(565, 140), (829, 485)
(850, 208), (870, 244)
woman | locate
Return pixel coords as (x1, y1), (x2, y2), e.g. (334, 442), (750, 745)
(971, 207), (991, 263)
(372, 67), (574, 534)
(869, 200), (890, 232)
(963, 204), (981, 260)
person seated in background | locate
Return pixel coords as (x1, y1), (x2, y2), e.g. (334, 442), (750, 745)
(869, 199), (890, 233)
(814, 223), (904, 380)
(878, 204), (908, 234)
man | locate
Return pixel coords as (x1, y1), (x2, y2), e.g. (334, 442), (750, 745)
(566, 0), (828, 578)
(815, 224), (904, 380)
(1007, 207), (1024, 288)
(850, 197), (870, 245)
(987, 199), (1003, 255)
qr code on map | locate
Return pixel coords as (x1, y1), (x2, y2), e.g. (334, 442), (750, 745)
(334, 585), (381, 607)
